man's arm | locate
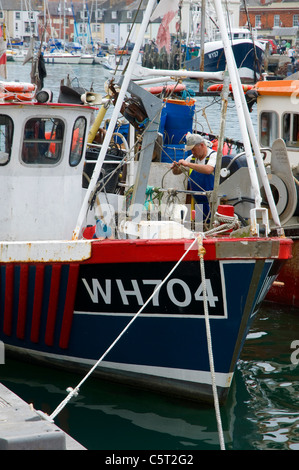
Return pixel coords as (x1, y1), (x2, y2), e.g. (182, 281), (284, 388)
(178, 159), (214, 174)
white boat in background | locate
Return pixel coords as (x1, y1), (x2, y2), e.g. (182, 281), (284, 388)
(79, 53), (95, 65)
(6, 50), (16, 62)
(100, 53), (131, 71)
(43, 51), (81, 65)
(11, 49), (29, 63)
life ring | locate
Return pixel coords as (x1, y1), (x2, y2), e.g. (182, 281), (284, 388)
(0, 91), (36, 102)
(146, 83), (186, 95)
(207, 83), (253, 93)
(0, 81), (36, 93)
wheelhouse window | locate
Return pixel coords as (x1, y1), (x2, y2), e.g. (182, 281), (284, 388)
(22, 117), (64, 164)
(69, 116), (86, 166)
(282, 113), (299, 148)
(0, 115), (13, 165)
(260, 111), (278, 147)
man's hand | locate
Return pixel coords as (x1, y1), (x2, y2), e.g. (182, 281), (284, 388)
(171, 161), (182, 175)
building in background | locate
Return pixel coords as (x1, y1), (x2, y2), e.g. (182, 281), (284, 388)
(239, 0), (299, 46)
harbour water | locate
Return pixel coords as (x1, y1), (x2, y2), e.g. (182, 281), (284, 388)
(0, 61), (299, 451)
(2, 304), (299, 451)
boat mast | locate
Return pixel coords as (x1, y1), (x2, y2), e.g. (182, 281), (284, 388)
(199, 0), (205, 92)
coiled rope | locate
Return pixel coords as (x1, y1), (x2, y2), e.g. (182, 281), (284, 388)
(207, 210), (241, 236)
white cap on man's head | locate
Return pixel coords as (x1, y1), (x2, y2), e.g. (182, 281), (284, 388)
(184, 133), (211, 151)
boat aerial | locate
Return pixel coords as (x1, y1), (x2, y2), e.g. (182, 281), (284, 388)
(0, 0), (293, 416)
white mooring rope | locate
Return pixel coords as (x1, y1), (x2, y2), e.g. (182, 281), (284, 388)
(39, 233), (225, 450)
(198, 234), (226, 450)
(47, 236), (198, 422)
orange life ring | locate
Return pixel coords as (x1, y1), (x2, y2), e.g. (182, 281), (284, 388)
(207, 83), (253, 93)
(146, 83), (186, 95)
(0, 81), (36, 93)
(0, 91), (36, 101)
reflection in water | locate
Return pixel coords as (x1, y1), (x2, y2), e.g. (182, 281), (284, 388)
(237, 304), (299, 450)
(1, 304), (299, 450)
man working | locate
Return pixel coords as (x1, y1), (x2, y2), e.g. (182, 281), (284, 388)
(171, 133), (217, 221)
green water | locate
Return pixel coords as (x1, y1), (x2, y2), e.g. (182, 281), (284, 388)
(1, 303), (299, 451)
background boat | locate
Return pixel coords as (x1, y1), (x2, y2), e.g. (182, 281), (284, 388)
(79, 53), (95, 65)
(184, 29), (264, 83)
(43, 50), (81, 65)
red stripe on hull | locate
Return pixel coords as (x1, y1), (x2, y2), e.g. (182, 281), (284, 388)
(44, 264), (61, 346)
(59, 263), (79, 349)
(30, 264), (45, 343)
(84, 238), (293, 264)
(16, 264), (29, 339)
(3, 265), (14, 336)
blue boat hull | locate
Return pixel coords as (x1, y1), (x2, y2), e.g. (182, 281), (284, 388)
(0, 237), (288, 404)
(185, 41), (264, 82)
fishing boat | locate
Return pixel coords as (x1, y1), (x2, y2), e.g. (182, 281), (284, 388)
(240, 79), (299, 308)
(0, 0), (292, 409)
(184, 29), (264, 83)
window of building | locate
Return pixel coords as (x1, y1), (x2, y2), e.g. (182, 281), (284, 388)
(22, 118), (64, 165)
(255, 15), (261, 28)
(92, 24), (101, 33)
(15, 12), (20, 19)
(274, 15), (280, 27)
(127, 11), (132, 19)
(282, 113), (299, 147)
(111, 24), (115, 33)
(111, 11), (117, 19)
(293, 15), (299, 27)
(69, 117), (86, 166)
(260, 111), (278, 147)
(0, 115), (13, 165)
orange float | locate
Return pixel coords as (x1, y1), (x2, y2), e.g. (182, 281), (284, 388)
(146, 83), (186, 95)
(207, 83), (253, 93)
(0, 81), (36, 102)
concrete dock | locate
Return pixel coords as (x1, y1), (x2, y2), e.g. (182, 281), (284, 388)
(0, 383), (85, 450)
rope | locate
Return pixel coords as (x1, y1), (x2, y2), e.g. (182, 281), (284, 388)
(197, 234), (226, 450)
(205, 211), (241, 236)
(46, 236), (199, 422)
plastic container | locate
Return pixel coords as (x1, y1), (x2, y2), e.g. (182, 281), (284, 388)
(163, 98), (196, 144)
